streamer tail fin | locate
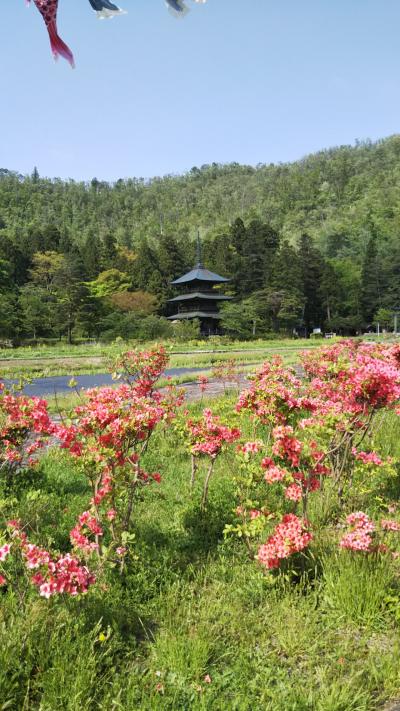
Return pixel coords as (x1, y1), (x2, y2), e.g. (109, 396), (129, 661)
(47, 20), (75, 67)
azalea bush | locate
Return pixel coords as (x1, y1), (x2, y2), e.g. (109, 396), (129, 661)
(225, 342), (400, 572)
(211, 359), (242, 392)
(0, 380), (55, 477)
(185, 408), (241, 508)
(0, 346), (183, 598)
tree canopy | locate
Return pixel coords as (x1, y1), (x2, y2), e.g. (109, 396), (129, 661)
(1, 135), (400, 341)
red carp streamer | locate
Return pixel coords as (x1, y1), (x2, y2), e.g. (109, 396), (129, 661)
(27, 0), (207, 67)
(29, 0), (75, 67)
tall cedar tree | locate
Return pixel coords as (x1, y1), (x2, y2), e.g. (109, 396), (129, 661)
(230, 218), (279, 297)
(157, 233), (188, 307)
(271, 241), (302, 296)
(80, 234), (102, 279)
(382, 241), (400, 313)
(298, 233), (325, 333)
(131, 240), (163, 298)
(204, 233), (235, 281)
(360, 235), (382, 324)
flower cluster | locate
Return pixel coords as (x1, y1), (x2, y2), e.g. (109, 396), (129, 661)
(0, 386), (55, 470)
(257, 514), (312, 569)
(70, 511), (103, 554)
(261, 426), (326, 505)
(198, 375), (209, 393)
(112, 345), (169, 396)
(187, 409), (241, 458)
(340, 511), (375, 552)
(1, 521), (95, 598)
(237, 358), (316, 426)
(381, 519), (400, 532)
(58, 384), (168, 465)
(340, 511), (400, 555)
(352, 449), (383, 466)
(186, 408), (241, 507)
(302, 341), (400, 417)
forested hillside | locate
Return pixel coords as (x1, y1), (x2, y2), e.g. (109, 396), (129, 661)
(0, 135), (399, 342)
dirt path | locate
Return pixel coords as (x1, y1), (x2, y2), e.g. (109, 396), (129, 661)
(178, 373), (250, 402)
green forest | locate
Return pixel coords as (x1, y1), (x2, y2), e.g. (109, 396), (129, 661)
(1, 134), (400, 343)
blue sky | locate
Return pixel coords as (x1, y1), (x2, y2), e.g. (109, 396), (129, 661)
(1, 0), (400, 180)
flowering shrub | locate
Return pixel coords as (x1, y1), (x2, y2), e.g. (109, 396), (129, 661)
(0, 348), (182, 598)
(197, 374), (209, 397)
(57, 348), (182, 569)
(186, 408), (241, 507)
(301, 341), (400, 499)
(226, 341), (400, 571)
(211, 359), (242, 392)
(340, 511), (375, 552)
(228, 358), (328, 564)
(0, 381), (55, 475)
(0, 520), (95, 598)
(339, 511), (400, 556)
(237, 357), (314, 426)
(301, 341), (400, 416)
(112, 345), (169, 395)
(257, 514), (312, 569)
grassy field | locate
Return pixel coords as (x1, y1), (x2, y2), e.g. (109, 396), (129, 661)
(1, 391), (400, 710)
(0, 337), (333, 379)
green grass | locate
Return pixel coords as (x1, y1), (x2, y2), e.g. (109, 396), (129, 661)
(0, 336), (322, 359)
(0, 337), (329, 378)
(1, 397), (400, 709)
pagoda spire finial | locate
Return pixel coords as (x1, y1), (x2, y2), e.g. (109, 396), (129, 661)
(196, 229), (203, 267)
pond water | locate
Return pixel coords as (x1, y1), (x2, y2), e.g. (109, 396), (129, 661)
(5, 367), (207, 398)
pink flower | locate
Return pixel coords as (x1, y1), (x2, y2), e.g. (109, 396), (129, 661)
(241, 441), (263, 454)
(198, 375), (209, 392)
(188, 410), (241, 458)
(340, 511), (375, 552)
(284, 483), (302, 502)
(7, 520), (20, 530)
(258, 514), (312, 569)
(352, 449), (383, 466)
(204, 674), (212, 684)
(0, 544), (11, 562)
(0, 575), (6, 586)
(263, 464), (287, 484)
(250, 510), (262, 520)
(106, 509), (117, 521)
(346, 511), (375, 533)
(39, 582), (54, 599)
(381, 519), (400, 532)
(340, 530), (373, 552)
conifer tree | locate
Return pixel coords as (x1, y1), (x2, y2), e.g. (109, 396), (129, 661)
(360, 235), (382, 325)
(298, 233), (325, 333)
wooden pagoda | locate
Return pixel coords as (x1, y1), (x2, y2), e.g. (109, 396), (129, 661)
(167, 237), (232, 336)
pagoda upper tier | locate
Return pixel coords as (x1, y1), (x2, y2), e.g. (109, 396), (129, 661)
(170, 265), (230, 286)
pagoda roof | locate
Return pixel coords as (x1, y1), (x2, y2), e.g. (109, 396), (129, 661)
(168, 292), (232, 303)
(167, 311), (222, 320)
(170, 264), (230, 285)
